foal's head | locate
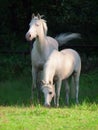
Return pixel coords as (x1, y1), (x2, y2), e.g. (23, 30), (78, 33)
(25, 13), (47, 41)
(41, 80), (55, 107)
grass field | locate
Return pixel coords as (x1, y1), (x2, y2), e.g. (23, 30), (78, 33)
(0, 104), (98, 130)
(0, 68), (98, 130)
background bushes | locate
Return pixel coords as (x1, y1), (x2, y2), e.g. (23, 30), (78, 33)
(0, 0), (98, 45)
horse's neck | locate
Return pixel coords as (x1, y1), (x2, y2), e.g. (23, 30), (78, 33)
(36, 33), (47, 54)
(43, 63), (55, 84)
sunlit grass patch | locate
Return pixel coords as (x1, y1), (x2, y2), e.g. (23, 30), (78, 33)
(0, 103), (98, 130)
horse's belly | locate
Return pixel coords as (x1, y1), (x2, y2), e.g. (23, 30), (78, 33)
(56, 65), (74, 80)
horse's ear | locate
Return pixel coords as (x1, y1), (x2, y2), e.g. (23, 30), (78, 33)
(32, 13), (35, 18)
(40, 15), (45, 19)
(37, 13), (41, 19)
(40, 80), (46, 85)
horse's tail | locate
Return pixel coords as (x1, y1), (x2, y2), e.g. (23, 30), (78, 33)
(55, 33), (81, 46)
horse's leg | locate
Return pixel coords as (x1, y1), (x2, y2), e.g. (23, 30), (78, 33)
(71, 75), (75, 99)
(52, 82), (56, 106)
(54, 94), (56, 106)
(73, 72), (80, 104)
(56, 79), (62, 107)
(32, 67), (37, 88)
(31, 67), (37, 101)
(37, 71), (42, 103)
(64, 79), (70, 106)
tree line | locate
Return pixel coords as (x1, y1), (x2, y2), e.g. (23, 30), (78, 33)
(0, 0), (98, 52)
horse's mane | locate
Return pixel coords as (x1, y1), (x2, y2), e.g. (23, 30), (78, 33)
(41, 19), (48, 35)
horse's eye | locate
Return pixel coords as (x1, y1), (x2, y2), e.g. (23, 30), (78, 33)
(49, 92), (52, 95)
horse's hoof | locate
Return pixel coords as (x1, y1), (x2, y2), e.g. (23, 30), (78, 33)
(54, 104), (59, 108)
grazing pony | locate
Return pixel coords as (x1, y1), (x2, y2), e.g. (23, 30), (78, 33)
(41, 49), (81, 107)
(25, 13), (80, 101)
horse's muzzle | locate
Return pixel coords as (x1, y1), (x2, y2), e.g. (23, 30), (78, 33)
(44, 103), (50, 108)
(25, 33), (32, 41)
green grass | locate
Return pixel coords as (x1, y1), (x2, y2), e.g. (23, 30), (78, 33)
(0, 104), (98, 130)
(0, 69), (98, 130)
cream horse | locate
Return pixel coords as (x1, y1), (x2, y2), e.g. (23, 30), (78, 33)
(41, 49), (81, 107)
(25, 13), (80, 101)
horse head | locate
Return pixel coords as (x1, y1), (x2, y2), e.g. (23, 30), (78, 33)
(41, 80), (55, 107)
(25, 13), (47, 41)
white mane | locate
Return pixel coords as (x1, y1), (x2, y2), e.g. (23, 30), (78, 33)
(41, 19), (48, 35)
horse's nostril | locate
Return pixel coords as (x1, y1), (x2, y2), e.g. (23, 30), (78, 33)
(25, 33), (31, 41)
(29, 34), (31, 38)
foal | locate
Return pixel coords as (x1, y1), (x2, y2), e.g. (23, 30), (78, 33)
(41, 49), (81, 107)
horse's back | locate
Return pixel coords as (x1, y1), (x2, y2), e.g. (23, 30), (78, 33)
(61, 49), (81, 72)
(61, 49), (80, 60)
(46, 36), (58, 50)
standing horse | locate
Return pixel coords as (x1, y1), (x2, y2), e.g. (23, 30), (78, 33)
(25, 13), (80, 101)
(41, 49), (81, 107)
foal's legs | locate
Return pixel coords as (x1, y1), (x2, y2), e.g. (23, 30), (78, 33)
(71, 76), (75, 99)
(73, 72), (80, 104)
(64, 79), (70, 105)
(55, 79), (62, 107)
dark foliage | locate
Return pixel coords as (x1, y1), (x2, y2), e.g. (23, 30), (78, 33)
(0, 0), (98, 76)
(0, 0), (98, 46)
